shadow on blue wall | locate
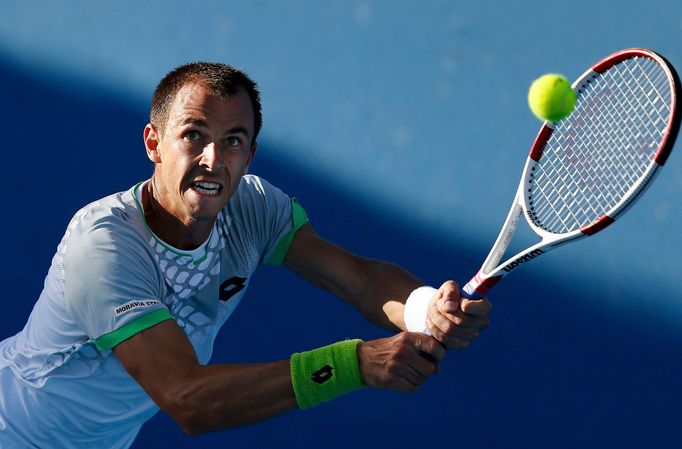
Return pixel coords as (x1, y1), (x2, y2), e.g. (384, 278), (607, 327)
(1, 58), (680, 449)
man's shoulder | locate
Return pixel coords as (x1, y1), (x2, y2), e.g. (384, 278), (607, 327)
(65, 184), (147, 246)
(239, 174), (273, 193)
(71, 183), (141, 221)
(232, 174), (287, 204)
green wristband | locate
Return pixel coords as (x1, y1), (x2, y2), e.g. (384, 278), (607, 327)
(290, 339), (366, 409)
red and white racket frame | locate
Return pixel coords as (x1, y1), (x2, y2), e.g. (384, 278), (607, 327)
(461, 48), (681, 300)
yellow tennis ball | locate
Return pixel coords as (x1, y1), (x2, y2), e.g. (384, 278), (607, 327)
(528, 74), (576, 122)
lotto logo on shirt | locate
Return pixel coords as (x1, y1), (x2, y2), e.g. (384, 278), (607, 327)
(114, 300), (162, 317)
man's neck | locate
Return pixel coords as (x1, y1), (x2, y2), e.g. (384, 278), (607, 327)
(142, 180), (214, 251)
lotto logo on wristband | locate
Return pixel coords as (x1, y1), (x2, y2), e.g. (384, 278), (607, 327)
(311, 365), (334, 384)
(290, 340), (364, 408)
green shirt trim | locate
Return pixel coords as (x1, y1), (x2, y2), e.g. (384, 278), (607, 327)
(265, 198), (309, 266)
(94, 308), (173, 350)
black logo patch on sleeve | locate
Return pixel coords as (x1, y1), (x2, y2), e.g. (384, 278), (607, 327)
(311, 365), (334, 384)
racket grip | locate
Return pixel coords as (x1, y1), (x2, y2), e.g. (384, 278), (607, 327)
(460, 282), (485, 300)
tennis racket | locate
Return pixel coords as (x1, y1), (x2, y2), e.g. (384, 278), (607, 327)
(461, 48), (681, 300)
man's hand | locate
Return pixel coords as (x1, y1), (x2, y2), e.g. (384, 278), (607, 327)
(426, 280), (492, 349)
(357, 332), (446, 392)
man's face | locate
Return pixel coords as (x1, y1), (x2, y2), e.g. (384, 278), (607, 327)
(144, 82), (257, 226)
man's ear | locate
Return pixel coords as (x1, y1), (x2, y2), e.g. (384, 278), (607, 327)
(144, 124), (162, 163)
(244, 142), (258, 175)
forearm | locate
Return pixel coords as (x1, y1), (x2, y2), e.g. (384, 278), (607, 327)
(347, 258), (422, 332)
(283, 224), (423, 332)
(163, 360), (296, 435)
(114, 322), (297, 436)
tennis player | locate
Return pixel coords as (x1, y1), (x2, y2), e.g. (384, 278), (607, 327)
(0, 62), (492, 448)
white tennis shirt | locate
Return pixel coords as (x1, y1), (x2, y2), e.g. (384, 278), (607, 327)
(0, 175), (307, 449)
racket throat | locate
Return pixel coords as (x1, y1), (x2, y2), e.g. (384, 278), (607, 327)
(481, 195), (524, 274)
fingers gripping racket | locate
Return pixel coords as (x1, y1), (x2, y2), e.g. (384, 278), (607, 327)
(461, 48), (681, 300)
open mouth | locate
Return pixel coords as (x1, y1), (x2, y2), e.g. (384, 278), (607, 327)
(191, 181), (223, 196)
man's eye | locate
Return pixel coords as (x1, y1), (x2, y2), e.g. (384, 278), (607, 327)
(226, 137), (241, 147)
(186, 130), (201, 141)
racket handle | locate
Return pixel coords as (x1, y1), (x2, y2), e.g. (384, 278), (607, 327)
(460, 282), (485, 300)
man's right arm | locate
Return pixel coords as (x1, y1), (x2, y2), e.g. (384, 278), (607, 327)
(113, 317), (444, 435)
(112, 319), (296, 435)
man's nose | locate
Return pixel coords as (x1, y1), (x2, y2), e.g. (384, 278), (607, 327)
(200, 142), (224, 171)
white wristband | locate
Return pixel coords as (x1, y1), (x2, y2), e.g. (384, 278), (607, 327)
(404, 286), (438, 335)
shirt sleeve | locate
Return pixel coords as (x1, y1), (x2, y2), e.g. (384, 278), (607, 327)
(264, 197), (308, 265)
(229, 175), (309, 266)
(62, 207), (172, 351)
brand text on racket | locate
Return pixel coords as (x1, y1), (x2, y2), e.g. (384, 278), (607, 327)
(502, 249), (545, 272)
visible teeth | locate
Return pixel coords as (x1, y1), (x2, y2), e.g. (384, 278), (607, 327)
(195, 181), (219, 189)
(193, 181), (221, 194)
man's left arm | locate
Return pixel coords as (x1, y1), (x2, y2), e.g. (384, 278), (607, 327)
(283, 224), (492, 349)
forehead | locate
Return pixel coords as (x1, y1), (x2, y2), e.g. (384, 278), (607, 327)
(167, 82), (255, 131)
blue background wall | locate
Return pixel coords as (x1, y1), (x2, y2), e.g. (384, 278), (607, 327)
(1, 1), (681, 448)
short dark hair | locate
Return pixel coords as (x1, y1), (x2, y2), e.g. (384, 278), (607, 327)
(150, 62), (262, 143)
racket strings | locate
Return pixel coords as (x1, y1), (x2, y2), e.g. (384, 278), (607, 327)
(528, 56), (672, 233)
